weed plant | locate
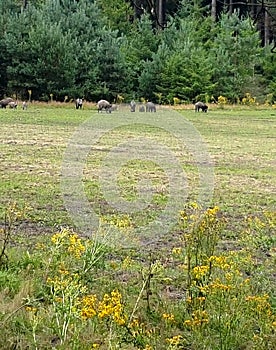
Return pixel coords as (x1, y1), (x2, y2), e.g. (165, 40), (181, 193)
(0, 203), (275, 349)
(1, 106), (275, 348)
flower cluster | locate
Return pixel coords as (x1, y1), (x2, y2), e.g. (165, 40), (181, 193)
(245, 294), (272, 317)
(209, 278), (232, 292)
(51, 229), (85, 259)
(128, 318), (150, 340)
(47, 272), (86, 299)
(241, 92), (256, 105)
(128, 318), (144, 337)
(25, 306), (38, 314)
(198, 206), (221, 232)
(80, 290), (127, 326)
(172, 247), (182, 255)
(218, 95), (228, 105)
(162, 313), (175, 322)
(192, 265), (209, 280)
(122, 256), (133, 269)
(179, 204), (223, 240)
(208, 255), (231, 270)
(166, 335), (182, 346)
(184, 310), (209, 328)
(101, 214), (133, 230)
(143, 345), (152, 350)
(81, 294), (97, 319)
(98, 290), (126, 325)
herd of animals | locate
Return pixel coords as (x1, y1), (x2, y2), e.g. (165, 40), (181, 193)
(84, 99), (208, 113)
(95, 99), (158, 113)
(0, 97), (208, 113)
(0, 97), (27, 110)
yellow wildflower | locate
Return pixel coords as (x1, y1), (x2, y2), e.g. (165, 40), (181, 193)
(192, 265), (209, 279)
(25, 306), (37, 313)
(166, 335), (182, 346)
(81, 294), (98, 320)
(68, 233), (85, 258)
(209, 279), (232, 292)
(196, 296), (206, 303)
(122, 256), (132, 269)
(179, 210), (188, 220)
(162, 313), (175, 322)
(172, 247), (182, 255)
(245, 294), (272, 316)
(208, 255), (232, 271)
(98, 290), (126, 325)
(143, 345), (152, 350)
(184, 310), (209, 328)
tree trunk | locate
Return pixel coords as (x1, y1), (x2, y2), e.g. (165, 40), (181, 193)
(264, 6), (270, 46)
(211, 0), (216, 21)
(229, 0), (233, 15)
(250, 0), (256, 17)
(132, 0), (144, 20)
(157, 0), (165, 29)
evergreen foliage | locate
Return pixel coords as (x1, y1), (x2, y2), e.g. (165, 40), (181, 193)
(210, 12), (262, 101)
(263, 47), (276, 102)
(0, 0), (274, 103)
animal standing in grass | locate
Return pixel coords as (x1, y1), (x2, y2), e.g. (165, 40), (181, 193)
(97, 99), (112, 113)
(75, 98), (83, 109)
(8, 101), (17, 109)
(22, 101), (27, 110)
(195, 101), (208, 112)
(0, 97), (14, 108)
(130, 100), (136, 112)
(146, 101), (156, 112)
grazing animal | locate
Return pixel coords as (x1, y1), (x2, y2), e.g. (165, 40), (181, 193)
(110, 104), (118, 112)
(130, 100), (136, 112)
(139, 105), (145, 112)
(146, 101), (156, 112)
(22, 101), (27, 110)
(8, 101), (17, 109)
(97, 99), (112, 113)
(195, 101), (208, 112)
(75, 98), (83, 109)
(0, 97), (14, 109)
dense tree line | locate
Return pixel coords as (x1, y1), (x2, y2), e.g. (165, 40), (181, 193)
(1, 0), (276, 103)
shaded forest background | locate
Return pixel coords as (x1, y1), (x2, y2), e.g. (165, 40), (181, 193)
(1, 0), (276, 104)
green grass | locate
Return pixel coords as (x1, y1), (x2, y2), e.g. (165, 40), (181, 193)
(188, 109), (275, 225)
(1, 105), (274, 233)
(0, 104), (275, 349)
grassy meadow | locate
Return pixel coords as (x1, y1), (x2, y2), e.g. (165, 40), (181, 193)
(0, 103), (275, 349)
